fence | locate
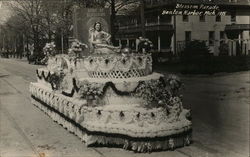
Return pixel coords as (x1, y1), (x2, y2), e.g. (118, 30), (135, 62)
(176, 39), (250, 56)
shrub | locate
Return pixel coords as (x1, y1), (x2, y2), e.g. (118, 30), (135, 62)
(181, 40), (211, 62)
(180, 56), (250, 74)
(219, 43), (229, 56)
(28, 53), (45, 64)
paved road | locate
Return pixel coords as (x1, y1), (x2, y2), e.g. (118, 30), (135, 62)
(0, 58), (249, 157)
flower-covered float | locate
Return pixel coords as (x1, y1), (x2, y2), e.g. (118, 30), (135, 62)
(29, 39), (192, 153)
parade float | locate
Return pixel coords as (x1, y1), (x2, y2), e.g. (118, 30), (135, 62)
(29, 22), (192, 152)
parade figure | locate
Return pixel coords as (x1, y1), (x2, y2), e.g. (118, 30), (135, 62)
(89, 22), (120, 54)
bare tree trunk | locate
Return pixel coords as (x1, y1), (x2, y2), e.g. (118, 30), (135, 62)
(33, 27), (40, 54)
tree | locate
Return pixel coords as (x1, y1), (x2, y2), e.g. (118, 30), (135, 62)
(6, 0), (44, 53)
(3, 0), (142, 54)
(40, 0), (75, 51)
(6, 0), (76, 54)
(1, 13), (28, 56)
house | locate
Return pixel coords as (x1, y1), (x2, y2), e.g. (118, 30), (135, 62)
(114, 0), (250, 56)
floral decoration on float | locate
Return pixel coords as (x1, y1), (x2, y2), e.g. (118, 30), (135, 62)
(30, 35), (192, 153)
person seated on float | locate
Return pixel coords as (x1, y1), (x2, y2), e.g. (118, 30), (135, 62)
(88, 22), (120, 54)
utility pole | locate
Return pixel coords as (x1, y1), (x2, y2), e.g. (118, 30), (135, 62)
(140, 0), (145, 38)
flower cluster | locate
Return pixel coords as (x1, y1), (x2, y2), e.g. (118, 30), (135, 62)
(135, 80), (171, 108)
(43, 42), (56, 56)
(165, 75), (183, 96)
(48, 70), (65, 90)
(166, 97), (183, 121)
(168, 97), (182, 107)
(134, 75), (183, 109)
(70, 39), (88, 53)
(78, 81), (104, 101)
(137, 37), (154, 53)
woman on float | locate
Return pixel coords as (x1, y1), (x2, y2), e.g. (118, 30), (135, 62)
(88, 22), (120, 54)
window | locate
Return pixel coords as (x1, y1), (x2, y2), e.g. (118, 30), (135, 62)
(183, 15), (189, 22)
(113, 40), (120, 47)
(199, 15), (205, 22)
(220, 31), (225, 39)
(146, 14), (158, 24)
(216, 15), (221, 22)
(185, 31), (191, 42)
(231, 13), (236, 22)
(160, 15), (172, 23)
(129, 39), (136, 50)
(121, 40), (127, 48)
(209, 31), (215, 46)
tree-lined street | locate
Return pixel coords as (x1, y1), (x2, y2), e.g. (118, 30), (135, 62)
(0, 0), (141, 59)
(0, 58), (249, 157)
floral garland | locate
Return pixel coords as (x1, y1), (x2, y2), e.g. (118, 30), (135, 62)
(36, 70), (51, 82)
(83, 54), (152, 72)
(37, 69), (183, 110)
(48, 70), (65, 90)
(77, 80), (104, 101)
(74, 75), (183, 109)
(36, 68), (66, 90)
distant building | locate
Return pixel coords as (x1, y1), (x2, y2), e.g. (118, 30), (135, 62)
(114, 0), (250, 56)
(176, 13), (250, 56)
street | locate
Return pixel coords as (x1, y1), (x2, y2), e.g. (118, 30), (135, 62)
(0, 58), (249, 157)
